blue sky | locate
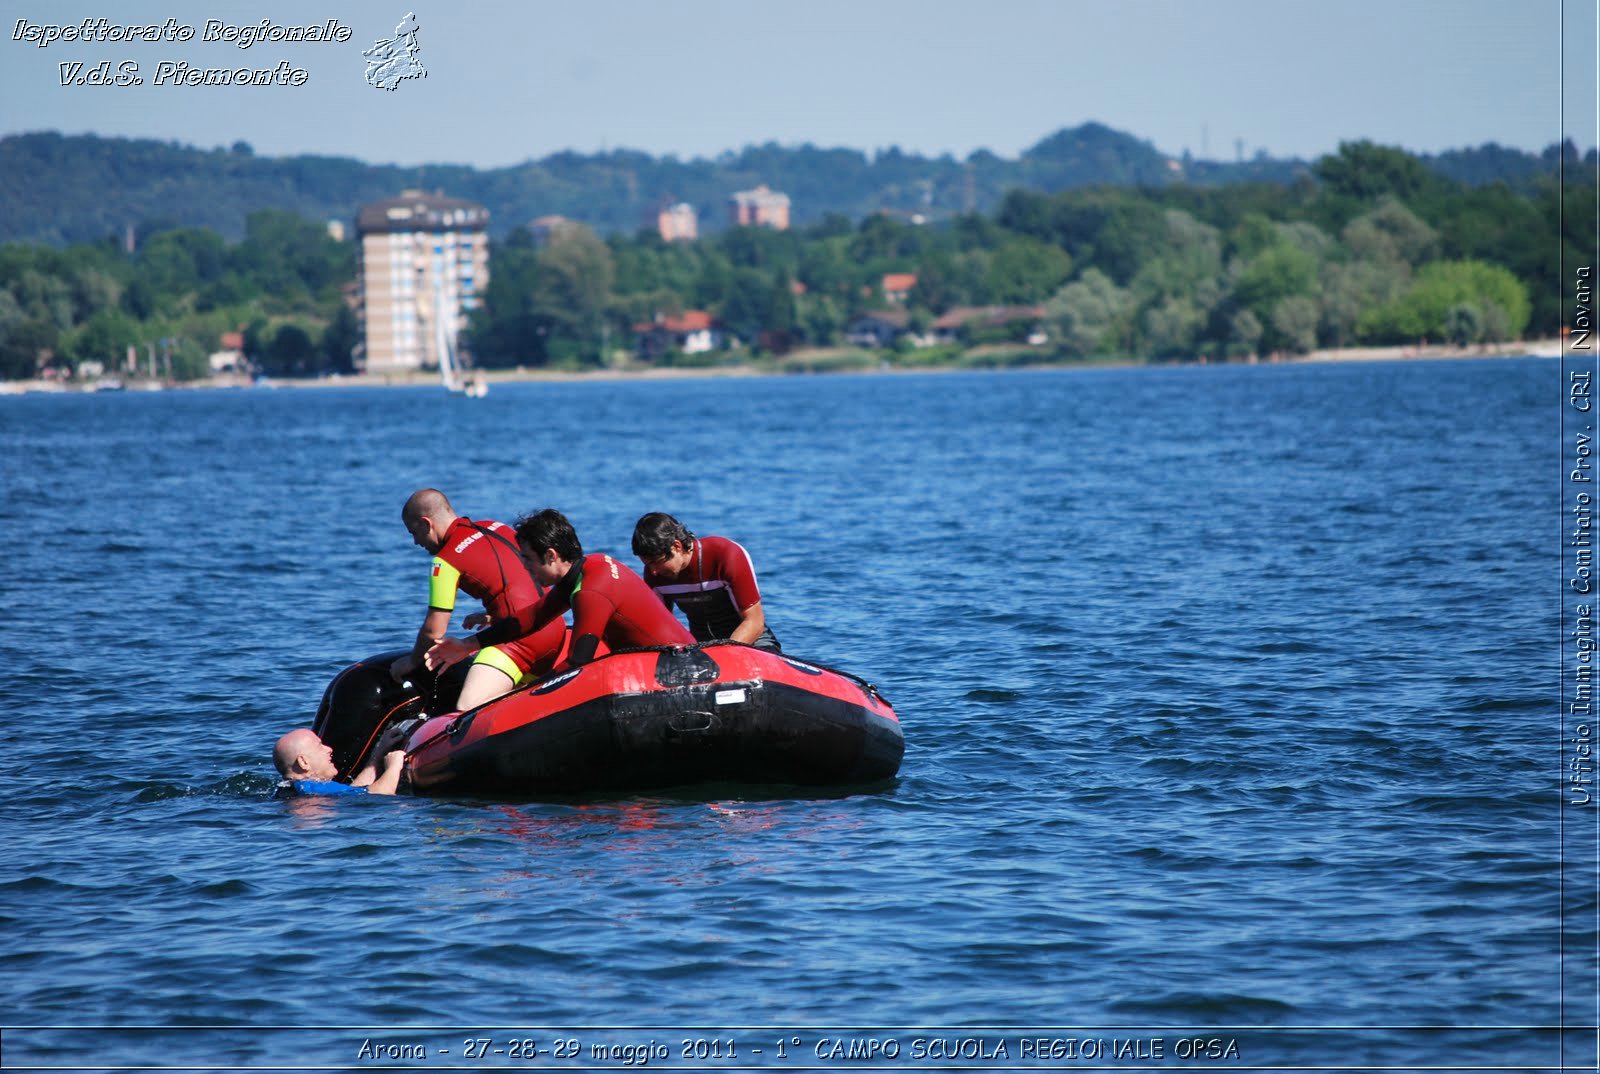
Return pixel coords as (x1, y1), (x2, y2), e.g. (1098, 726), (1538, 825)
(0, 0), (1593, 168)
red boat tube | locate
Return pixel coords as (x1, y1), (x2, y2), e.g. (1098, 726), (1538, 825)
(313, 642), (904, 794)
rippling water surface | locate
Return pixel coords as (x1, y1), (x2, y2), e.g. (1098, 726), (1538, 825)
(0, 358), (1587, 1070)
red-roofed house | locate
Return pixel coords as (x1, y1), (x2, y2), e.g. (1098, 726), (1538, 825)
(931, 306), (1048, 345)
(633, 310), (721, 360)
(881, 273), (918, 304)
(845, 309), (910, 347)
(209, 330), (248, 374)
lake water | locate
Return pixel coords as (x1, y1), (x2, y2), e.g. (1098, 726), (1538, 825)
(0, 358), (1591, 1071)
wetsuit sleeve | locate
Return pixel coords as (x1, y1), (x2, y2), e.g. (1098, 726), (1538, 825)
(566, 586), (615, 667)
(472, 583), (569, 654)
(470, 604), (535, 648)
(428, 557), (460, 612)
(717, 540), (763, 612)
(527, 583), (571, 632)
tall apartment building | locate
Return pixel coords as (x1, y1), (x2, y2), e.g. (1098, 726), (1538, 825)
(356, 190), (489, 374)
(656, 201), (698, 242)
(729, 184), (790, 230)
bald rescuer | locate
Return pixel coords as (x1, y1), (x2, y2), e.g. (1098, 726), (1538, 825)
(272, 727), (404, 796)
(429, 508), (694, 675)
(395, 489), (566, 712)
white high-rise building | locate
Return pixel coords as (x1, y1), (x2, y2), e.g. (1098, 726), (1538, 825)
(356, 190), (489, 374)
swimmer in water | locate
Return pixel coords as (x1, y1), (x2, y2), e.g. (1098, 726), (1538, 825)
(272, 727), (405, 796)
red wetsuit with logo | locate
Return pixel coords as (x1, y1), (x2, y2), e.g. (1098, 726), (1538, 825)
(530, 553), (694, 668)
(431, 517), (565, 677)
(641, 535), (780, 651)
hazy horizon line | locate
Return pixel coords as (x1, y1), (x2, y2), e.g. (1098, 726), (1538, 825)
(7, 122), (1591, 174)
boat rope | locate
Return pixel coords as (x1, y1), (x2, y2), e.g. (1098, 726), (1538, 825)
(584, 639), (889, 704)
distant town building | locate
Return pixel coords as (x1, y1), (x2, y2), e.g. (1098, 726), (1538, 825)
(326, 219), (347, 242)
(633, 310), (720, 360)
(356, 190), (489, 374)
(881, 273), (917, 304)
(874, 207), (929, 226)
(930, 305), (1047, 346)
(729, 184), (790, 230)
(845, 309), (910, 348)
(209, 330), (247, 374)
(657, 201), (698, 243)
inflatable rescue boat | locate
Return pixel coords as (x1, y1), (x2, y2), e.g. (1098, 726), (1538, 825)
(312, 642), (904, 794)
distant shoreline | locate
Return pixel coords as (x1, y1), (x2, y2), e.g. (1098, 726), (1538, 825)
(1296, 338), (1562, 364)
(0, 338), (1564, 395)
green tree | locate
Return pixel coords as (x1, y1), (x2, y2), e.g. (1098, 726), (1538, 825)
(163, 335), (209, 380)
(64, 308), (140, 368)
(987, 236), (1072, 304)
(849, 214), (922, 263)
(1045, 268), (1132, 356)
(0, 316), (57, 379)
(71, 267), (124, 320)
(799, 293), (843, 346)
(532, 226), (616, 365)
(1358, 259), (1530, 343)
(1443, 303), (1483, 346)
(1318, 258), (1411, 347)
(1226, 213), (1283, 261)
(12, 268), (75, 330)
(261, 322), (316, 375)
(232, 210), (350, 303)
(718, 268), (771, 345)
(908, 254), (959, 313)
(763, 271), (798, 352)
(798, 238), (854, 300)
(1140, 296), (1205, 359)
(1270, 296), (1320, 353)
(1314, 141), (1436, 202)
(1342, 198), (1436, 265)
(1232, 244), (1318, 324)
(1132, 210), (1225, 316)
(137, 227), (228, 298)
(322, 304), (360, 373)
(1228, 308), (1263, 357)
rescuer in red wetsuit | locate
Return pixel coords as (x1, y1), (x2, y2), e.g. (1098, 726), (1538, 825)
(396, 488), (566, 711)
(428, 508), (695, 674)
(631, 512), (780, 652)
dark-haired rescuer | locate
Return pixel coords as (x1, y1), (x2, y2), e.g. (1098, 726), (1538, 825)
(395, 488), (566, 711)
(427, 508), (693, 675)
(631, 512), (780, 651)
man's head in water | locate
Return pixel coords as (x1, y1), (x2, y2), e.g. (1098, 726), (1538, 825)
(273, 727), (407, 795)
(273, 728), (339, 781)
(401, 488), (457, 555)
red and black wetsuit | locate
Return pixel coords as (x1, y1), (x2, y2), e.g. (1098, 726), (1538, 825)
(530, 553), (694, 668)
(432, 517), (564, 677)
(642, 535), (780, 651)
